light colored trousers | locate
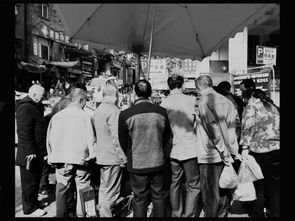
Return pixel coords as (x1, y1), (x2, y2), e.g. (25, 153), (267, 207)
(55, 164), (91, 217)
(98, 165), (123, 217)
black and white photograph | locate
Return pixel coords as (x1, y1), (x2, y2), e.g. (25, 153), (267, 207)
(13, 3), (280, 218)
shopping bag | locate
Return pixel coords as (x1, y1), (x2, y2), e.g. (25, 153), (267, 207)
(233, 182), (256, 201)
(79, 186), (97, 217)
(219, 163), (238, 189)
(233, 160), (257, 201)
(113, 192), (134, 217)
(246, 155), (264, 181)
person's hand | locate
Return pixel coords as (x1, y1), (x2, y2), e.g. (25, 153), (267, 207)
(241, 149), (249, 161)
(44, 155), (48, 160)
(26, 154), (36, 161)
(221, 151), (234, 165)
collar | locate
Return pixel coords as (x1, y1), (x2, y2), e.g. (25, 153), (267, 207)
(169, 89), (183, 96)
(134, 97), (151, 105)
(100, 98), (116, 106)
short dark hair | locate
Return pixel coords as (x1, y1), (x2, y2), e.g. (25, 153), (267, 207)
(217, 81), (231, 91)
(240, 78), (256, 89)
(167, 75), (184, 90)
(134, 80), (152, 98)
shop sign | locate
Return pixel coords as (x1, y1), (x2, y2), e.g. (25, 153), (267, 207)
(59, 32), (64, 42)
(256, 46), (277, 65)
(65, 35), (70, 43)
(49, 29), (55, 39)
(233, 71), (271, 97)
(40, 25), (48, 38)
(55, 32), (60, 41)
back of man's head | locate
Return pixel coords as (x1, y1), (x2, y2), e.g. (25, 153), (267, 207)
(167, 74), (184, 90)
(195, 75), (213, 89)
(103, 84), (118, 98)
(135, 80), (152, 99)
(28, 84), (45, 103)
(217, 81), (231, 92)
(71, 88), (87, 107)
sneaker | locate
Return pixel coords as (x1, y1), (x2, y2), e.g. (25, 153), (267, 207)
(27, 208), (46, 217)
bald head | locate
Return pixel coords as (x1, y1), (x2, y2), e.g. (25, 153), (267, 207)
(195, 75), (213, 95)
(71, 88), (87, 108)
(28, 84), (45, 103)
(103, 84), (119, 105)
(103, 84), (118, 97)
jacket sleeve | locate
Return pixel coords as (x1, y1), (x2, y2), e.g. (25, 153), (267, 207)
(239, 104), (256, 147)
(16, 104), (36, 155)
(85, 114), (96, 159)
(34, 117), (48, 157)
(46, 118), (53, 160)
(107, 110), (127, 164)
(118, 112), (128, 154)
(198, 101), (228, 154)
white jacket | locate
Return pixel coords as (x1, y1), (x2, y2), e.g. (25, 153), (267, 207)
(46, 105), (96, 165)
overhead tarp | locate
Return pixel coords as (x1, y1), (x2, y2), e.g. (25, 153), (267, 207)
(55, 4), (278, 60)
(50, 60), (80, 68)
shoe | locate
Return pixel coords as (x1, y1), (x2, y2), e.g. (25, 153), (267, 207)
(27, 208), (46, 217)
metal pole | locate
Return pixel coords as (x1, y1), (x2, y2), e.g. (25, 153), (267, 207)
(147, 4), (156, 81)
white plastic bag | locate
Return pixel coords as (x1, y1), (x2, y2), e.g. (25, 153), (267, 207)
(233, 182), (256, 201)
(246, 155), (264, 181)
(219, 164), (238, 189)
(233, 160), (257, 201)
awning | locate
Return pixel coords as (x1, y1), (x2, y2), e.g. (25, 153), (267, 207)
(18, 61), (46, 73)
(50, 60), (80, 68)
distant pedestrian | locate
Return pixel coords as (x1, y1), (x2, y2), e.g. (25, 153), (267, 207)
(92, 84), (127, 217)
(15, 84), (46, 217)
(118, 80), (171, 217)
(194, 75), (239, 217)
(47, 88), (96, 217)
(161, 74), (202, 217)
(240, 89), (280, 217)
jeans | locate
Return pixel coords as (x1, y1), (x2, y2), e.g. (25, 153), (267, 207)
(249, 150), (280, 218)
(19, 163), (42, 214)
(129, 169), (168, 217)
(170, 158), (202, 217)
(55, 164), (91, 217)
(199, 162), (231, 217)
(98, 165), (122, 217)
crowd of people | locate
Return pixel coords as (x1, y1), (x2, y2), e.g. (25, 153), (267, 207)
(15, 73), (280, 217)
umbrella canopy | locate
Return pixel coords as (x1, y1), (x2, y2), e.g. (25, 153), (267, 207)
(55, 3), (276, 60)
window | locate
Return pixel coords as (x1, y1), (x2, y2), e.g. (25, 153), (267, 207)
(40, 44), (49, 60)
(40, 4), (48, 18)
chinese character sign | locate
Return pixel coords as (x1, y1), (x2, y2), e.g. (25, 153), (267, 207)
(256, 46), (277, 65)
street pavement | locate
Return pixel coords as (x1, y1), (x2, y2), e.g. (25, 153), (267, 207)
(15, 167), (249, 218)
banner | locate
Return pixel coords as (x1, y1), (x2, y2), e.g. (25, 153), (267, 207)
(233, 70), (271, 97)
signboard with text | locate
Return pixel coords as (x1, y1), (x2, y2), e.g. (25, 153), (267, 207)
(233, 71), (271, 97)
(256, 46), (277, 65)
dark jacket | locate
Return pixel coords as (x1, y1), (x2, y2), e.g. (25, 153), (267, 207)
(118, 98), (171, 174)
(15, 96), (44, 166)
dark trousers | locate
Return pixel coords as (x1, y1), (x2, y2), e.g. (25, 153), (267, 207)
(199, 162), (231, 217)
(39, 159), (50, 191)
(129, 169), (168, 217)
(250, 150), (280, 218)
(170, 158), (202, 217)
(19, 164), (42, 214)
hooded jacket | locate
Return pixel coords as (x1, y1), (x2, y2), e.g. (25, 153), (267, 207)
(15, 96), (44, 166)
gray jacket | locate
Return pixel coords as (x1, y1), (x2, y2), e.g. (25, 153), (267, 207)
(92, 99), (127, 165)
